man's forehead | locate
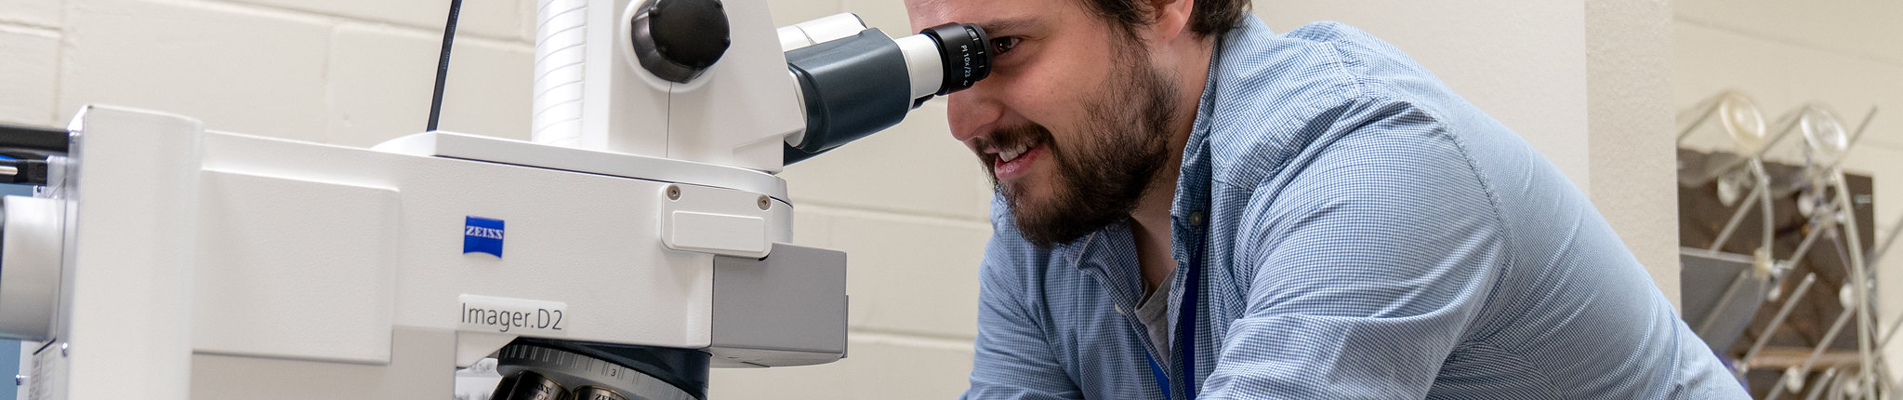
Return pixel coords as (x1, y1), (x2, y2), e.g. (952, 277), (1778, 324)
(906, 0), (1051, 30)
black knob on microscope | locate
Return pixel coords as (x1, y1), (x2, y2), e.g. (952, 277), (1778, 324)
(630, 0), (731, 83)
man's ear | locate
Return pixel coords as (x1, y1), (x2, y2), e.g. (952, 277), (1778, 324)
(1146, 0), (1195, 41)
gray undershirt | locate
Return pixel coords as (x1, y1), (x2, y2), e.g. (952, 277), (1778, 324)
(1135, 269), (1175, 367)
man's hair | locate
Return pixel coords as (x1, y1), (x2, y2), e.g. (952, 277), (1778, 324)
(1081, 0), (1250, 38)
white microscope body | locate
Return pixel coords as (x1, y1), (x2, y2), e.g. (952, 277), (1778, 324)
(0, 0), (990, 398)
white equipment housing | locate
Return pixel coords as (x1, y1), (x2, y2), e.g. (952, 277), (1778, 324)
(7, 104), (845, 399)
(0, 0), (876, 397)
(533, 0), (805, 173)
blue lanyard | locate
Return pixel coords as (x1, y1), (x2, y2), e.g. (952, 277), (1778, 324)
(1145, 216), (1208, 400)
(1146, 352), (1172, 400)
(1176, 229), (1203, 400)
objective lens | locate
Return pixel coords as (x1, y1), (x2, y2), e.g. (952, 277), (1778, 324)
(490, 370), (568, 400)
(920, 22), (991, 95)
(574, 386), (631, 400)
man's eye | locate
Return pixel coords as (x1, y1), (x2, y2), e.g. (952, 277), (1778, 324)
(991, 36), (1022, 55)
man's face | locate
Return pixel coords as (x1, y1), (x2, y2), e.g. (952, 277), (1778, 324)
(910, 0), (1180, 247)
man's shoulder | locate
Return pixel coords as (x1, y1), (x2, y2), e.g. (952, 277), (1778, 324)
(1234, 19), (1439, 95)
(1214, 18), (1433, 103)
(1201, 18), (1459, 188)
(1210, 18), (1369, 112)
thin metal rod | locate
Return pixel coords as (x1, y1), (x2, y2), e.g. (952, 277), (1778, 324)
(1678, 95), (1726, 142)
(1881, 312), (1903, 351)
(1805, 368), (1839, 400)
(1770, 379), (1791, 400)
(427, 0), (465, 132)
(1873, 311), (1902, 399)
(1712, 112), (1796, 184)
(1710, 110), (1806, 183)
(1795, 312), (1858, 394)
(1711, 183), (1767, 252)
(1699, 269), (1757, 334)
(1869, 214), (1903, 263)
(1828, 106), (1880, 171)
(1699, 111), (1805, 184)
(1865, 213), (1901, 399)
(1745, 273), (1820, 377)
(1832, 170), (1880, 396)
(1768, 311), (1857, 399)
(1761, 161), (1778, 253)
(1821, 228), (1874, 400)
(1792, 220), (1835, 267)
(1875, 362), (1894, 400)
(1758, 109), (1809, 159)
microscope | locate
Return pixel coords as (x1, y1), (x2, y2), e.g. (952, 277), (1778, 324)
(0, 0), (989, 398)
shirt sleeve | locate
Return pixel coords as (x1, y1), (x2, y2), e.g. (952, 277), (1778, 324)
(1199, 103), (1505, 399)
(961, 234), (1084, 400)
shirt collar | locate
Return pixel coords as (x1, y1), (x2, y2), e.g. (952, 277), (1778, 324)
(1166, 16), (1271, 263)
(1174, 15), (1270, 222)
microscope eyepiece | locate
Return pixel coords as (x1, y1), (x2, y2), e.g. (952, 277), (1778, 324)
(779, 18), (997, 165)
(919, 23), (991, 96)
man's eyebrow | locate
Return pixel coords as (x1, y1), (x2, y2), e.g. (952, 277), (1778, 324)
(973, 17), (1040, 35)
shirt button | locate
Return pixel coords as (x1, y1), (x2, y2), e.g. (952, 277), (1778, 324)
(1188, 212), (1205, 226)
(1115, 305), (1127, 315)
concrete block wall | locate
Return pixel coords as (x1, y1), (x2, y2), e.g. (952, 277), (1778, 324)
(1672, 0), (1903, 383)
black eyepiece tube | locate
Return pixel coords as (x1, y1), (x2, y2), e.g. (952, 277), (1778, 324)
(783, 29), (912, 165)
(920, 23), (990, 96)
(782, 23), (994, 165)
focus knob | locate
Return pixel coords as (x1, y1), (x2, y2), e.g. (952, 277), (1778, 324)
(630, 0), (731, 83)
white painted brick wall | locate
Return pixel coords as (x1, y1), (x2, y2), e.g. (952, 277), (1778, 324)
(766, 0), (841, 27)
(827, 207), (988, 338)
(60, 0), (333, 141)
(217, 0), (525, 40)
(327, 23), (532, 147)
(0, 0), (60, 29)
(837, 0), (908, 36)
(0, 25), (59, 125)
(779, 103), (993, 220)
(1674, 0), (1903, 383)
(0, 0), (60, 126)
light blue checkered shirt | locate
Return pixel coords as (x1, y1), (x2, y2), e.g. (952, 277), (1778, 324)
(962, 15), (1747, 400)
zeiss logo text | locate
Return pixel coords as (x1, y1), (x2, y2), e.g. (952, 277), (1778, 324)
(463, 216), (505, 258)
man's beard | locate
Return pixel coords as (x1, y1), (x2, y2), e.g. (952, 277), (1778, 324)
(979, 43), (1180, 247)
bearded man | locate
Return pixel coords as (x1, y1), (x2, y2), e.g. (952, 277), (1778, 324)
(903, 0), (1748, 398)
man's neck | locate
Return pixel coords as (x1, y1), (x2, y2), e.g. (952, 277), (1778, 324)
(1131, 37), (1214, 296)
(1130, 160), (1180, 297)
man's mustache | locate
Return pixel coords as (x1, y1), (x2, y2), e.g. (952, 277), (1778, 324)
(972, 124), (1056, 168)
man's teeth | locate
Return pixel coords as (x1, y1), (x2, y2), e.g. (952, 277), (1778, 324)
(999, 143), (1031, 163)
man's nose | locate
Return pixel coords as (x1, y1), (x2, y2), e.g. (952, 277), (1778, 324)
(946, 83), (1006, 146)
